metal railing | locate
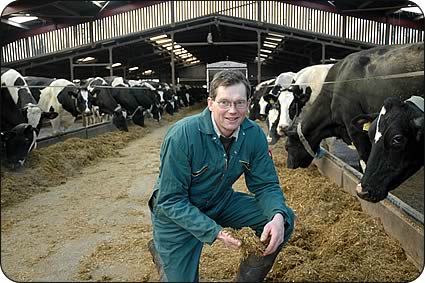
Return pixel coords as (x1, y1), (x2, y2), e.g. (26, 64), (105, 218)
(2, 1), (423, 64)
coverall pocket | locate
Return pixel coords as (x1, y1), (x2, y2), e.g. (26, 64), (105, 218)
(191, 164), (209, 185)
(239, 160), (251, 171)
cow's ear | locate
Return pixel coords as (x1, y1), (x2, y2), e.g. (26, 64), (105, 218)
(412, 116), (424, 142)
(352, 113), (378, 132)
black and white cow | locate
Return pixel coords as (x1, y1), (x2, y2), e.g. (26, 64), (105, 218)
(275, 64), (334, 136)
(2, 69), (58, 131)
(108, 76), (145, 127)
(352, 96), (424, 202)
(38, 78), (91, 134)
(129, 83), (162, 122)
(284, 42), (424, 169)
(1, 69), (57, 169)
(248, 78), (275, 121)
(263, 72), (296, 143)
(84, 77), (128, 131)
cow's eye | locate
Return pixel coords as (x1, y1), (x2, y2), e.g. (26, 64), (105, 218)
(392, 134), (405, 146)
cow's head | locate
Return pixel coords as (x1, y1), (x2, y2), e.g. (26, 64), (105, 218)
(76, 88), (92, 116)
(1, 123), (37, 170)
(131, 106), (145, 127)
(284, 123), (317, 169)
(277, 86), (312, 135)
(22, 103), (58, 132)
(111, 104), (128, 132)
(352, 96), (424, 202)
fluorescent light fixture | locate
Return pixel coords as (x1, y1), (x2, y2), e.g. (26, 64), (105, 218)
(260, 49), (272, 53)
(263, 43), (277, 49)
(155, 38), (172, 44)
(263, 41), (278, 46)
(111, 62), (122, 67)
(129, 66), (139, 71)
(150, 34), (167, 41)
(92, 1), (105, 8)
(162, 43), (173, 47)
(260, 53), (268, 57)
(142, 69), (154, 75)
(268, 33), (285, 38)
(265, 37), (282, 42)
(173, 44), (181, 49)
(174, 49), (188, 55)
(8, 15), (38, 23)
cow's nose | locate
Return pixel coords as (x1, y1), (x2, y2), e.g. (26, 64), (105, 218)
(84, 109), (92, 116)
(277, 125), (288, 136)
(355, 183), (369, 199)
(259, 114), (267, 121)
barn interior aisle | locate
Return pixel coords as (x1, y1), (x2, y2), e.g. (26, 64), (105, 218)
(0, 103), (419, 282)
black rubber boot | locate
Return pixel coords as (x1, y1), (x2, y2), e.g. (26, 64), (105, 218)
(147, 239), (167, 282)
(235, 245), (282, 282)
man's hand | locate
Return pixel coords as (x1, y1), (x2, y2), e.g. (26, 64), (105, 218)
(216, 230), (241, 249)
(260, 213), (285, 256)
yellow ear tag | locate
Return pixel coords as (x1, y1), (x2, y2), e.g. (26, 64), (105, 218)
(270, 99), (275, 104)
(363, 122), (371, 132)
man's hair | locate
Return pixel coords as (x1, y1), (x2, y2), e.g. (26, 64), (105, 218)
(209, 70), (251, 100)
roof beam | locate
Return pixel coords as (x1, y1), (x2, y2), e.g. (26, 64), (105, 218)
(51, 3), (80, 16)
(2, 1), (61, 17)
(179, 41), (258, 46)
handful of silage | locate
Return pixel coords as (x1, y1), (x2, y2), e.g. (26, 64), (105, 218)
(223, 227), (269, 260)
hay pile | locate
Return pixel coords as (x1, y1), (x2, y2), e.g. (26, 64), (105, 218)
(267, 141), (420, 282)
(223, 227), (268, 259)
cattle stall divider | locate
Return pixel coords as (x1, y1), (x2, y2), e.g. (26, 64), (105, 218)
(313, 149), (424, 270)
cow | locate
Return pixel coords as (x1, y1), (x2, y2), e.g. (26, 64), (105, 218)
(84, 77), (128, 131)
(140, 80), (175, 116)
(248, 78), (275, 121)
(1, 69), (57, 169)
(128, 83), (162, 122)
(352, 96), (424, 202)
(1, 86), (37, 169)
(38, 78), (91, 134)
(275, 64), (334, 136)
(108, 76), (145, 127)
(284, 42), (424, 170)
(261, 72), (296, 144)
(1, 69), (57, 131)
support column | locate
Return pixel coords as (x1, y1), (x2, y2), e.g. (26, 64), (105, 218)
(69, 57), (74, 81)
(108, 47), (113, 77)
(257, 31), (261, 84)
(171, 32), (176, 92)
(321, 43), (326, 64)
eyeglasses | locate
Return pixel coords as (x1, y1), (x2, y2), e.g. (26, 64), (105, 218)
(215, 99), (248, 110)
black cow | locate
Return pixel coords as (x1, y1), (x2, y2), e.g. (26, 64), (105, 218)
(84, 77), (128, 131)
(284, 42), (424, 170)
(352, 96), (424, 202)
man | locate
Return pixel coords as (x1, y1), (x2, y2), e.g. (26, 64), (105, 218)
(148, 70), (294, 282)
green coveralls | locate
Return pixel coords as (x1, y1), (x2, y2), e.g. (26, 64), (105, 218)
(149, 107), (294, 282)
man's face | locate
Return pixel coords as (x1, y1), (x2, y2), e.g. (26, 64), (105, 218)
(207, 83), (248, 137)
